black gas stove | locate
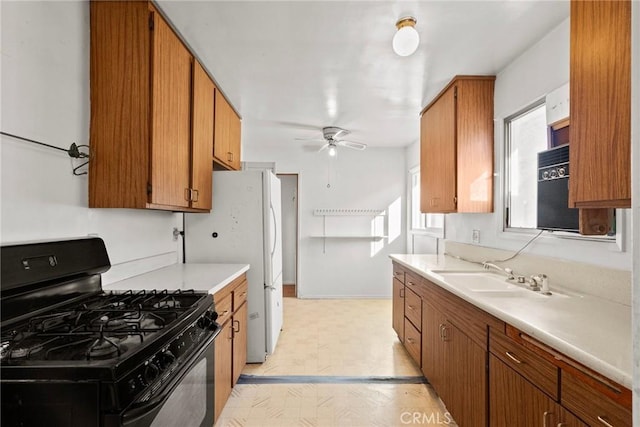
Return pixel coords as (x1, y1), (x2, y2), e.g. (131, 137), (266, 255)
(1, 238), (219, 427)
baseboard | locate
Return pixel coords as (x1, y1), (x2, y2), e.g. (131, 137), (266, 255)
(283, 284), (296, 298)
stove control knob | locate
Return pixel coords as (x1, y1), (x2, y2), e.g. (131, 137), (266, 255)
(143, 362), (160, 384)
(197, 310), (218, 330)
(158, 350), (176, 369)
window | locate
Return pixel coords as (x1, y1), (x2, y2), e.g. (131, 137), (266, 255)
(409, 167), (444, 234)
(504, 102), (618, 242)
(504, 102), (548, 229)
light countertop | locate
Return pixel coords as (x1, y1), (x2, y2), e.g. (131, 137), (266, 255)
(104, 263), (250, 296)
(390, 254), (632, 389)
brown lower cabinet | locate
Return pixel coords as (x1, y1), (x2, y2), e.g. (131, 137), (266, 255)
(213, 274), (248, 422)
(422, 302), (486, 427)
(490, 354), (586, 427)
(391, 262), (632, 427)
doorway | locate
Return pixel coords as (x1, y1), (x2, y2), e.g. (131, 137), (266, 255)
(277, 174), (298, 298)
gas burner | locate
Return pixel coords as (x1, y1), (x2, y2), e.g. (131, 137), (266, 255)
(87, 336), (122, 360)
(153, 300), (181, 309)
(95, 314), (127, 329)
(9, 339), (45, 359)
(110, 301), (126, 309)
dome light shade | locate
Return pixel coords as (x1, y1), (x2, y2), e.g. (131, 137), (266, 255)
(392, 17), (419, 57)
(328, 145), (337, 157)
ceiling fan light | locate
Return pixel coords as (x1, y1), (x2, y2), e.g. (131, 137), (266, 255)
(392, 17), (419, 57)
(328, 145), (337, 157)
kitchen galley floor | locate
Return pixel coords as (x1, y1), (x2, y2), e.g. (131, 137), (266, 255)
(215, 299), (457, 427)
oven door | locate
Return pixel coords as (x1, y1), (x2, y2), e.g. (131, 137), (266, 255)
(119, 335), (215, 427)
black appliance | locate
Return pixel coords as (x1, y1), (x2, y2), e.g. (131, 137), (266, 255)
(1, 238), (220, 427)
(537, 144), (579, 232)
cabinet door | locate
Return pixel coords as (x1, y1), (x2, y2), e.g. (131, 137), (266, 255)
(232, 302), (248, 386)
(214, 321), (233, 421)
(213, 90), (232, 169)
(392, 279), (405, 342)
(445, 321), (486, 427)
(490, 354), (559, 427)
(149, 8), (192, 208)
(421, 303), (447, 398)
(420, 85), (457, 213)
(455, 79), (494, 213)
(569, 0), (631, 208)
(190, 60), (214, 210)
(490, 354), (553, 427)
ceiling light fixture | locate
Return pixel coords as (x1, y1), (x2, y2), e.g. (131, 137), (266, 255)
(392, 16), (419, 57)
(328, 145), (337, 157)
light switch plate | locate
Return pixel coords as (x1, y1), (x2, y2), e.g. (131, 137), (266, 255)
(472, 229), (480, 244)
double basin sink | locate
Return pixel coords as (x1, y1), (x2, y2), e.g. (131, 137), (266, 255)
(431, 271), (567, 300)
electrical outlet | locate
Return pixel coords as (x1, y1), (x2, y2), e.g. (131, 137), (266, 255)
(472, 229), (480, 244)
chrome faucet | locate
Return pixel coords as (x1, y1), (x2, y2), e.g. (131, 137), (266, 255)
(482, 262), (515, 280)
(527, 274), (545, 291)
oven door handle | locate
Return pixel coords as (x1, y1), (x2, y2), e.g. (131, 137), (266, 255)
(121, 331), (217, 425)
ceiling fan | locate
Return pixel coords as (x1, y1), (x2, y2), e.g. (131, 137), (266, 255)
(297, 127), (367, 156)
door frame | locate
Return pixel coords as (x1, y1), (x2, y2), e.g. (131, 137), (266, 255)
(276, 173), (299, 298)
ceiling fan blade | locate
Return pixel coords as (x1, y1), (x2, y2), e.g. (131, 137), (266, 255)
(318, 143), (330, 152)
(331, 128), (350, 140)
(338, 140), (367, 151)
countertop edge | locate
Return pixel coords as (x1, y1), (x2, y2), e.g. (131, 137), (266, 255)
(206, 264), (250, 295)
(389, 255), (632, 389)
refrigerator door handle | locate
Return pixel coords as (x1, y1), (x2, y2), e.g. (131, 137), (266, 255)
(270, 203), (277, 256)
(264, 283), (276, 291)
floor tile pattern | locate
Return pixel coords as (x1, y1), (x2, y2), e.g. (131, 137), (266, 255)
(216, 299), (456, 427)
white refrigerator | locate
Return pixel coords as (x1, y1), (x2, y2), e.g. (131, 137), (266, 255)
(185, 170), (283, 363)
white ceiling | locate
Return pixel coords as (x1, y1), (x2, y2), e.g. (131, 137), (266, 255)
(157, 1), (569, 149)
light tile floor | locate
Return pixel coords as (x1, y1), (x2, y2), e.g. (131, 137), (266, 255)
(215, 299), (456, 427)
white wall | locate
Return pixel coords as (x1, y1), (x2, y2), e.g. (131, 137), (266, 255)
(1, 1), (181, 284)
(244, 144), (406, 298)
(412, 18), (633, 272)
(278, 174), (298, 285)
(631, 1), (639, 421)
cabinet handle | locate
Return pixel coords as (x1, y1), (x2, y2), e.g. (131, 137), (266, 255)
(185, 188), (191, 201)
(406, 337), (415, 344)
(407, 281), (415, 287)
(543, 411), (552, 427)
(228, 323), (234, 340)
(399, 288), (405, 298)
(192, 189), (199, 202)
(505, 351), (523, 364)
(407, 305), (415, 311)
(233, 319), (240, 333)
(597, 416), (614, 427)
(439, 324), (449, 341)
(227, 152), (233, 162)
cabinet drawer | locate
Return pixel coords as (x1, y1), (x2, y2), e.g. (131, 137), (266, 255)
(404, 287), (422, 331)
(490, 329), (558, 400)
(393, 263), (405, 284)
(405, 271), (421, 292)
(404, 318), (421, 367)
(561, 370), (631, 427)
(233, 279), (248, 310)
(214, 293), (233, 326)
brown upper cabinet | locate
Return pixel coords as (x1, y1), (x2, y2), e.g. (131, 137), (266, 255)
(420, 76), (495, 213)
(89, 1), (220, 212)
(568, 0), (631, 209)
(213, 91), (242, 171)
